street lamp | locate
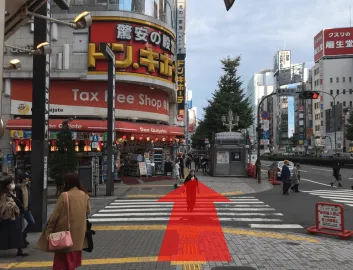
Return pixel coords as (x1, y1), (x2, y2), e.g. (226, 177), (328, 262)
(4, 42), (52, 55)
(221, 109), (239, 132)
(3, 59), (21, 70)
(27, 11), (92, 30)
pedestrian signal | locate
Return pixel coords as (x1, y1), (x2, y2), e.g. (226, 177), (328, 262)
(299, 91), (320, 99)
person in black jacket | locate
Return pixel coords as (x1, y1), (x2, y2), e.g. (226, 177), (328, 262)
(15, 171), (35, 246)
(183, 170), (199, 212)
(281, 160), (291, 195)
(331, 161), (342, 187)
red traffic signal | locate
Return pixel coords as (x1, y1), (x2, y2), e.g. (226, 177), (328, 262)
(299, 91), (320, 99)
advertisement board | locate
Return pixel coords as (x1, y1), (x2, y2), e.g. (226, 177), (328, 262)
(314, 30), (324, 62)
(177, 54), (186, 113)
(314, 27), (353, 62)
(11, 80), (169, 122)
(176, 0), (186, 54)
(279, 50), (291, 71)
(88, 18), (176, 82)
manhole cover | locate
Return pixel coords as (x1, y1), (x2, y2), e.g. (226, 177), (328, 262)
(211, 267), (257, 270)
(285, 241), (300, 246)
(141, 188), (153, 190)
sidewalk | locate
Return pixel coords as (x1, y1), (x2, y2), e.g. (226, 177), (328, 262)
(1, 225), (353, 269)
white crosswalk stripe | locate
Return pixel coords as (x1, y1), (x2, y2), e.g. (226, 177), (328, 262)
(88, 196), (303, 229)
(302, 189), (353, 206)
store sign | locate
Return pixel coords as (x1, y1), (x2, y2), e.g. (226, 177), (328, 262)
(88, 19), (176, 82)
(5, 45), (34, 54)
(177, 55), (186, 112)
(176, 0), (186, 54)
(317, 203), (342, 231)
(11, 80), (169, 122)
(314, 27), (353, 62)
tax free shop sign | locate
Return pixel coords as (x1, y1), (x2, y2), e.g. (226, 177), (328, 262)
(11, 80), (170, 122)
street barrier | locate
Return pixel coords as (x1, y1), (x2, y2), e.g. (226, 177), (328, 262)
(307, 202), (353, 240)
(247, 163), (253, 177)
(268, 171), (281, 185)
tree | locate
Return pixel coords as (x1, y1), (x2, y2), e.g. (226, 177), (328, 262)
(345, 110), (353, 141)
(191, 56), (253, 148)
(49, 121), (78, 184)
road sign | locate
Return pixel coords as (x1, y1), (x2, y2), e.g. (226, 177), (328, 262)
(307, 202), (353, 239)
(92, 135), (99, 142)
(263, 131), (270, 139)
(260, 111), (269, 120)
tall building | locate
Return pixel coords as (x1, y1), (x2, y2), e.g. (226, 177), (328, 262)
(1, 0), (184, 176)
(246, 69), (274, 143)
(313, 27), (353, 152)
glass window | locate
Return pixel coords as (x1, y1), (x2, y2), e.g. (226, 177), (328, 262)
(330, 90), (333, 95)
(344, 101), (347, 107)
(330, 102), (333, 107)
(165, 1), (172, 26)
(350, 77), (352, 83)
(351, 101), (353, 106)
(119, 0), (133, 11)
(336, 77), (339, 83)
(343, 77), (346, 82)
(230, 152), (241, 162)
(330, 78), (333, 83)
(337, 89), (339, 94)
(343, 89), (346, 94)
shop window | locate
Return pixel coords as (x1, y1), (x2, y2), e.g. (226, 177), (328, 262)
(230, 152), (241, 162)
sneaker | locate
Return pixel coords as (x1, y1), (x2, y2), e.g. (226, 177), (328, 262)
(16, 251), (29, 257)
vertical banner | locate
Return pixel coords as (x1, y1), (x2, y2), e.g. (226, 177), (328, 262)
(176, 0), (186, 120)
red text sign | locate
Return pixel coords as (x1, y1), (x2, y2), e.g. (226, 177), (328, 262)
(88, 18), (176, 82)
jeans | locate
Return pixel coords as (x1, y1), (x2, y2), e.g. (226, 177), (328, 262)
(22, 210), (35, 237)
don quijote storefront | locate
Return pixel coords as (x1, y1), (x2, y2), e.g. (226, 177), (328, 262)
(6, 17), (184, 181)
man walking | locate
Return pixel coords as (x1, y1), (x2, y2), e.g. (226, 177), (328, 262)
(15, 172), (35, 246)
(281, 160), (291, 195)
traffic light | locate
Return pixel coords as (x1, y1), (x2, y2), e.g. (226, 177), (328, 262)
(299, 91), (320, 99)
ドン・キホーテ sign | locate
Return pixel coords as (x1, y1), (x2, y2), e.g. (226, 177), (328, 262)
(88, 18), (176, 82)
(10, 80), (170, 122)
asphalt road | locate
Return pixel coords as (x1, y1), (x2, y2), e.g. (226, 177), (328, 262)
(256, 161), (353, 236)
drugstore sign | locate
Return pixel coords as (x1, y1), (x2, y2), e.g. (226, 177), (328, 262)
(88, 17), (176, 83)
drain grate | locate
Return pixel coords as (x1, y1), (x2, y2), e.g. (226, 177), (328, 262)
(210, 267), (257, 270)
(141, 188), (153, 190)
(285, 241), (301, 246)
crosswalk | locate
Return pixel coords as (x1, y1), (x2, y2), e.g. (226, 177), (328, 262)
(302, 189), (353, 207)
(88, 196), (303, 230)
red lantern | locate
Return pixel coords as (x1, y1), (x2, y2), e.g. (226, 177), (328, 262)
(154, 137), (159, 141)
(122, 135), (127, 140)
(138, 136), (143, 141)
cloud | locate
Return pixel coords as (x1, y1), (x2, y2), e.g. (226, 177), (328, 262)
(187, 0), (353, 118)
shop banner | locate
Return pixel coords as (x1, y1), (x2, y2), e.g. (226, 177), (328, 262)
(11, 80), (169, 122)
(88, 18), (175, 82)
(177, 54), (186, 113)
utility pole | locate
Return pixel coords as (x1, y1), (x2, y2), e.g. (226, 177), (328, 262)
(100, 43), (116, 196)
(31, 2), (51, 232)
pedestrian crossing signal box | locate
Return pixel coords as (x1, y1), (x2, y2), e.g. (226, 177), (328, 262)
(299, 91), (320, 99)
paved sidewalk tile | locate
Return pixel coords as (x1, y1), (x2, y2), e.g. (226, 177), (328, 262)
(1, 227), (353, 270)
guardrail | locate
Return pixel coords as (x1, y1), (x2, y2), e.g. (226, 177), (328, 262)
(260, 155), (353, 167)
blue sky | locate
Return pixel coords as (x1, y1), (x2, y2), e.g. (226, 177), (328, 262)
(186, 0), (353, 118)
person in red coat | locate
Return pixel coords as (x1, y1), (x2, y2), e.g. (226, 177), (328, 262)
(183, 170), (199, 212)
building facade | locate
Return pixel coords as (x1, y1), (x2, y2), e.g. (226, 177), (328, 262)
(1, 0), (185, 176)
(246, 69), (274, 144)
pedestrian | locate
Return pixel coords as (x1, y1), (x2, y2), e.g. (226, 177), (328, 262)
(291, 163), (300, 192)
(330, 161), (342, 187)
(178, 154), (185, 179)
(37, 172), (91, 270)
(281, 160), (291, 195)
(173, 161), (181, 189)
(183, 170), (199, 212)
(0, 178), (28, 256)
(15, 171), (35, 247)
(255, 159), (261, 183)
(194, 155), (200, 172)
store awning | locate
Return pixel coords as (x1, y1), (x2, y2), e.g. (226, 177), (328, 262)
(6, 119), (184, 136)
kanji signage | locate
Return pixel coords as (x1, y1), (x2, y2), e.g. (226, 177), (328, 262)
(314, 27), (353, 62)
(88, 18), (176, 82)
(176, 0), (186, 54)
(177, 55), (186, 112)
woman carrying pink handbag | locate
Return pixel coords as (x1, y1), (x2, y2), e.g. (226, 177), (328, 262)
(37, 173), (91, 270)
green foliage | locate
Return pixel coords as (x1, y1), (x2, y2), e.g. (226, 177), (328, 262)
(192, 56), (254, 148)
(345, 110), (353, 141)
(49, 122), (78, 180)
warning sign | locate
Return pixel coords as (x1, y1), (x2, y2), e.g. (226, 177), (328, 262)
(318, 204), (342, 230)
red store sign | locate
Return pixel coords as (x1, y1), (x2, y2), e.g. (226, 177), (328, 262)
(314, 27), (353, 62)
(11, 80), (170, 122)
(88, 17), (176, 83)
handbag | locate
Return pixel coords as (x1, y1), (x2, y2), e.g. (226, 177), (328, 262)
(83, 219), (95, 252)
(48, 192), (73, 251)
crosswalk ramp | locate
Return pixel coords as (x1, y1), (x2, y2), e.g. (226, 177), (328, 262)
(88, 196), (303, 230)
(302, 189), (353, 207)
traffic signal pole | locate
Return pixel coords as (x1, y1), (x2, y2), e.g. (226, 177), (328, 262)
(257, 92), (276, 160)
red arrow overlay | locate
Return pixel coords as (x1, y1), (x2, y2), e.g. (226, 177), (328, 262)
(157, 180), (232, 262)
